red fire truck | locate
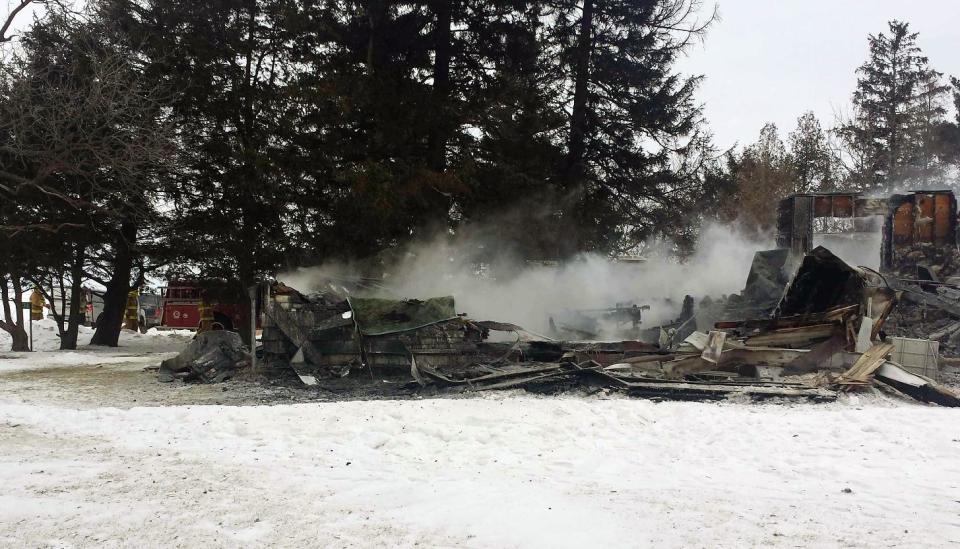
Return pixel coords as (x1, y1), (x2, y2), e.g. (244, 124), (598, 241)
(159, 281), (247, 331)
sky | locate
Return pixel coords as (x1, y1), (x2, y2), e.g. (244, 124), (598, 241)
(679, 0), (960, 150)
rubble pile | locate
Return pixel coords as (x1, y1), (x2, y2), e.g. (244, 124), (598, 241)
(229, 244), (959, 406)
(157, 189), (960, 406)
(887, 243), (960, 279)
(886, 302), (960, 356)
(158, 331), (250, 383)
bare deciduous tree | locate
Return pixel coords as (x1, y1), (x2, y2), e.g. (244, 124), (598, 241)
(0, 14), (174, 349)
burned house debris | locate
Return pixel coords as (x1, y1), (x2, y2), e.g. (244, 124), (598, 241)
(155, 190), (960, 407)
(158, 331), (251, 383)
(777, 190), (960, 354)
(776, 190), (959, 276)
(547, 302), (652, 341)
(187, 242), (947, 406)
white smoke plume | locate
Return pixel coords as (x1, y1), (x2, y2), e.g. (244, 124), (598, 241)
(279, 223), (775, 338)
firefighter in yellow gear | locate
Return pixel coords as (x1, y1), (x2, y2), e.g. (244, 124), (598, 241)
(124, 289), (139, 331)
(78, 290), (89, 326)
(30, 288), (45, 321)
(198, 294), (214, 332)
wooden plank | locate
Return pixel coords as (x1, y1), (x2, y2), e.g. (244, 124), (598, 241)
(622, 380), (836, 402)
(662, 355), (712, 378)
(715, 305), (858, 332)
(745, 323), (836, 347)
(836, 342), (895, 386)
(782, 332), (847, 374)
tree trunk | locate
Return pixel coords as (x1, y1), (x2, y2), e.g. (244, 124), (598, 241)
(566, 0), (594, 183)
(0, 274), (30, 352)
(9, 327), (29, 352)
(560, 0), (594, 255)
(235, 232), (256, 347)
(365, 0), (387, 74)
(90, 221), (137, 347)
(427, 0), (453, 173)
(60, 242), (86, 350)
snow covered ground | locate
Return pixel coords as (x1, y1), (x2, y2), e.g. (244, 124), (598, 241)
(0, 318), (195, 354)
(1, 331), (959, 548)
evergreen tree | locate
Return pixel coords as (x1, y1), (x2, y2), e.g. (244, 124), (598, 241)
(457, 1), (566, 260)
(844, 20), (949, 191)
(788, 111), (835, 192)
(548, 0), (717, 254)
(99, 0), (304, 343)
(931, 76), (960, 181)
(0, 8), (172, 349)
(734, 123), (795, 233)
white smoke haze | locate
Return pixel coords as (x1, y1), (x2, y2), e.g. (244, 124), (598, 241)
(814, 231), (882, 271)
(279, 223), (776, 338)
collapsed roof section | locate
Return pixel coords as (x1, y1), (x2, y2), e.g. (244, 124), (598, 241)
(262, 288), (489, 383)
(778, 246), (875, 317)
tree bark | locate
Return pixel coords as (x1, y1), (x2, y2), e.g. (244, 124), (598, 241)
(365, 0), (387, 74)
(60, 242), (86, 350)
(427, 0), (453, 173)
(566, 0), (594, 183)
(0, 273), (30, 352)
(9, 326), (29, 351)
(90, 220), (137, 347)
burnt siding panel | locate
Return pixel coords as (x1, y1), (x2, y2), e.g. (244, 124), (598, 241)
(934, 192), (953, 246)
(793, 196), (814, 256)
(776, 196), (795, 249)
(916, 193), (935, 243)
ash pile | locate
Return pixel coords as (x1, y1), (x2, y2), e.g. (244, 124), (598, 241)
(248, 244), (958, 406)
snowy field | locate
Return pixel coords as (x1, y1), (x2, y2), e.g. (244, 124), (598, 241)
(1, 327), (959, 548)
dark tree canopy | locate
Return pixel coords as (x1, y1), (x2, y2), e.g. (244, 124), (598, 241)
(0, 0), (732, 349)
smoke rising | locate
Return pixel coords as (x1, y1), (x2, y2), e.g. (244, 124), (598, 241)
(279, 223), (774, 338)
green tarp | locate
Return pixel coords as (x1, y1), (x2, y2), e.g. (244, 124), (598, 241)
(349, 296), (458, 336)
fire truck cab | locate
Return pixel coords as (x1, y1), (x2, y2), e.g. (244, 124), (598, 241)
(160, 281), (245, 331)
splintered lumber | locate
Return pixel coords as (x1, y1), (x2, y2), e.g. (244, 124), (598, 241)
(874, 362), (960, 407)
(558, 367), (836, 401)
(662, 355), (712, 378)
(418, 362), (569, 388)
(722, 347), (809, 366)
(418, 359), (837, 402)
(618, 379), (836, 402)
(715, 305), (858, 331)
(621, 354), (676, 364)
(836, 342), (895, 387)
(661, 346), (810, 378)
(869, 293), (898, 340)
(928, 321), (960, 341)
(744, 323), (837, 347)
(782, 332), (847, 375)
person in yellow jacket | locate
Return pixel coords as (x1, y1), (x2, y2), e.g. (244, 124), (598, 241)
(197, 294), (214, 332)
(124, 289), (139, 331)
(30, 288), (45, 321)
